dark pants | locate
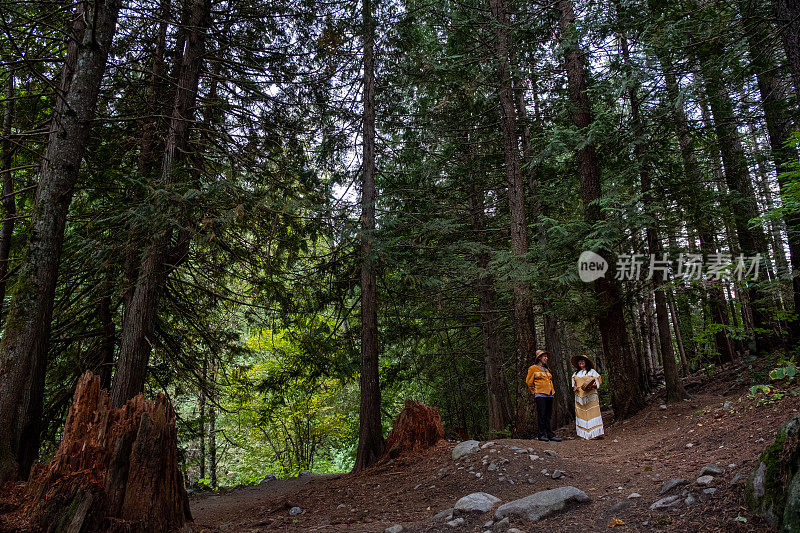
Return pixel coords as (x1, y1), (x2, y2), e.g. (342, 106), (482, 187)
(535, 395), (554, 438)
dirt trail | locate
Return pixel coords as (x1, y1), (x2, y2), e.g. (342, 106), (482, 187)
(191, 369), (794, 532)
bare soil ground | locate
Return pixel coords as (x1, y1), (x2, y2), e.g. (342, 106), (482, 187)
(1, 362), (796, 532)
(189, 364), (797, 533)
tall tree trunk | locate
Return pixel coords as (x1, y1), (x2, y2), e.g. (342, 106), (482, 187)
(557, 0), (645, 418)
(696, 48), (773, 349)
(741, 1), (800, 333)
(489, 0), (538, 436)
(112, 0), (209, 406)
(772, 0), (800, 100)
(469, 188), (512, 434)
(544, 314), (574, 428)
(0, 0), (121, 484)
(668, 291), (689, 375)
(98, 293), (115, 389)
(199, 355), (206, 480)
(617, 23), (686, 401)
(353, 0), (384, 471)
(0, 69), (15, 316)
(208, 360), (217, 489)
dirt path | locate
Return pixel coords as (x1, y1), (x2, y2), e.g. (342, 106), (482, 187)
(191, 370), (795, 532)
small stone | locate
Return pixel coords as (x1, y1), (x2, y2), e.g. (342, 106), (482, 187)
(659, 404), (667, 410)
(481, 441), (496, 449)
(498, 476), (505, 482)
(610, 501), (631, 513)
(686, 443), (694, 448)
(613, 439), (619, 443)
(453, 440), (481, 460)
(723, 401), (732, 410)
(483, 520), (494, 528)
(446, 518), (465, 527)
(488, 462), (499, 471)
(541, 469), (549, 475)
(508, 529), (525, 533)
(476, 472), (482, 478)
(660, 478), (687, 494)
(728, 463), (736, 468)
(552, 470), (565, 479)
(299, 470), (311, 477)
(527, 478), (536, 484)
(650, 495), (681, 510)
(628, 493), (641, 499)
(413, 484), (422, 490)
(731, 473), (745, 485)
(432, 508), (454, 521)
(337, 503), (346, 509)
(385, 525), (404, 533)
(685, 494), (696, 506)
(289, 507), (302, 515)
(494, 517), (510, 530)
(698, 464), (723, 477)
(438, 467), (450, 478)
(544, 449), (558, 457)
(702, 488), (716, 495)
(529, 454), (540, 461)
(696, 475), (714, 486)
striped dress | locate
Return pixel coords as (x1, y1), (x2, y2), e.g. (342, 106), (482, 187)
(572, 369), (604, 440)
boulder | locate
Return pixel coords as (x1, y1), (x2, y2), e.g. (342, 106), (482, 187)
(745, 412), (800, 530)
(649, 495), (681, 510)
(453, 492), (501, 515)
(493, 487), (590, 522)
(698, 464), (723, 477)
(452, 440), (481, 460)
(659, 478), (687, 494)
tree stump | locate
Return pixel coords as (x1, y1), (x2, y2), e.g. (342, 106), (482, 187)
(382, 400), (445, 460)
(24, 372), (191, 532)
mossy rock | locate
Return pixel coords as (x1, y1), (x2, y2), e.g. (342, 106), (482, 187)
(745, 413), (800, 531)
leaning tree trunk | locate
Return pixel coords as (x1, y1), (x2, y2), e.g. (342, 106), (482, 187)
(353, 0), (385, 471)
(112, 0), (209, 406)
(24, 372), (191, 532)
(557, 0), (645, 419)
(655, 47), (737, 363)
(0, 0), (121, 485)
(617, 23), (687, 401)
(489, 0), (538, 437)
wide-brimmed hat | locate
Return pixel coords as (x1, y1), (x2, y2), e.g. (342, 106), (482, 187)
(535, 349), (551, 363)
(571, 354), (594, 370)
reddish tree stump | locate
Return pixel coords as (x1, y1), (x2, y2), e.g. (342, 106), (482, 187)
(24, 372), (191, 532)
(382, 400), (445, 460)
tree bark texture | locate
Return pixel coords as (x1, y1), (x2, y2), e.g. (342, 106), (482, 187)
(0, 69), (15, 317)
(353, 0), (385, 471)
(557, 0), (645, 418)
(772, 0), (800, 101)
(24, 372), (191, 532)
(0, 0), (121, 484)
(489, 0), (538, 436)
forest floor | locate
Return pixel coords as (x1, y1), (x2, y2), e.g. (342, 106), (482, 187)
(190, 362), (797, 532)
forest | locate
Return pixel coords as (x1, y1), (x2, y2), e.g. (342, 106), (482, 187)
(1, 0), (800, 528)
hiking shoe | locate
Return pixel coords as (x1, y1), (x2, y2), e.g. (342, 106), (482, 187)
(548, 435), (562, 442)
(538, 436), (549, 441)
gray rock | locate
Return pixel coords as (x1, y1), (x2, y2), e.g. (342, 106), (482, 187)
(446, 517), (465, 527)
(488, 461), (499, 471)
(731, 473), (745, 485)
(659, 478), (687, 494)
(723, 401), (732, 410)
(413, 483), (422, 490)
(384, 525), (404, 533)
(437, 467), (450, 478)
(703, 488), (716, 495)
(650, 495), (681, 510)
(544, 449), (558, 457)
(628, 493), (641, 499)
(453, 440), (481, 460)
(699, 464), (723, 477)
(508, 529), (525, 533)
(552, 469), (565, 479)
(481, 441), (495, 449)
(260, 474), (277, 484)
(493, 486), (590, 522)
(483, 520), (494, 528)
(289, 507), (302, 515)
(659, 404), (667, 410)
(432, 508), (454, 521)
(696, 475), (714, 486)
(453, 492), (502, 515)
(529, 455), (540, 461)
(299, 469), (312, 477)
(337, 504), (346, 509)
(685, 494), (696, 506)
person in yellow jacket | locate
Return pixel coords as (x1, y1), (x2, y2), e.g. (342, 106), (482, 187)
(526, 349), (562, 442)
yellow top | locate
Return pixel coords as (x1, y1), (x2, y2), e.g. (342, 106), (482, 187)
(526, 364), (554, 395)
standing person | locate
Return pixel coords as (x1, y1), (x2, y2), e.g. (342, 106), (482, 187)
(526, 350), (562, 442)
(571, 355), (604, 440)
